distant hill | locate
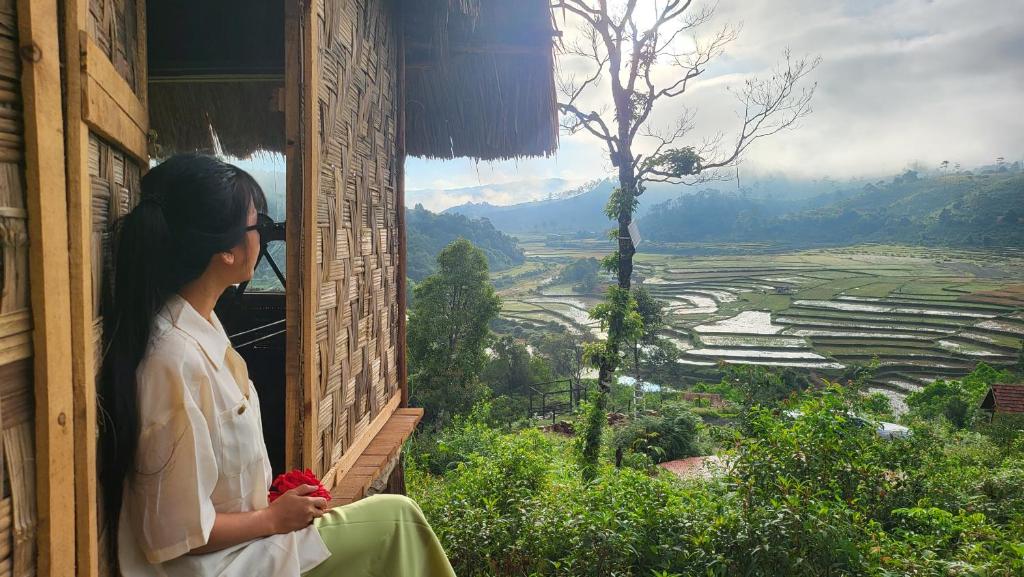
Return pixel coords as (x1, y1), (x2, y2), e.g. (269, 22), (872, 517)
(444, 175), (851, 235)
(638, 170), (1024, 247)
(407, 205), (525, 282)
(407, 178), (575, 212)
(445, 179), (691, 234)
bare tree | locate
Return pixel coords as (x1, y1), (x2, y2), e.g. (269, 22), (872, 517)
(553, 0), (819, 473)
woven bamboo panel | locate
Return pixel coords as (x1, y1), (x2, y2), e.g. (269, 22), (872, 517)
(0, 359), (35, 577)
(2, 422), (34, 577)
(0, 1), (26, 318)
(88, 132), (141, 324)
(88, 133), (140, 577)
(312, 0), (401, 475)
(0, 1), (33, 574)
(87, 0), (142, 95)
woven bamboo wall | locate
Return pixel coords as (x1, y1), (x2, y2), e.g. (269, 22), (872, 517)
(87, 0), (142, 94)
(0, 1), (37, 576)
(84, 2), (145, 573)
(312, 0), (401, 477)
(89, 134), (141, 577)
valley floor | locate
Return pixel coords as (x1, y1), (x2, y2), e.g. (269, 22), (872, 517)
(496, 242), (1024, 410)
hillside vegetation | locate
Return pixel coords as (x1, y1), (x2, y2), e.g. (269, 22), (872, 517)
(640, 171), (1024, 247)
(407, 204), (525, 282)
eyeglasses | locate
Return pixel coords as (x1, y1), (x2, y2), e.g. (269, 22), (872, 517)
(245, 213), (276, 237)
(245, 213), (286, 243)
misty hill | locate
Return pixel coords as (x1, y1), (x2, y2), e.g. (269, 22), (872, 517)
(638, 170), (1024, 247)
(407, 178), (574, 212)
(446, 179), (693, 233)
(444, 175), (850, 235)
(407, 204), (525, 282)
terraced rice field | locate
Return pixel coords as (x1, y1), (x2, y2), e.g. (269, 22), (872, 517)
(498, 243), (1024, 410)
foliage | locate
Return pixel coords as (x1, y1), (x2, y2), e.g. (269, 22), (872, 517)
(534, 332), (591, 388)
(575, 390), (608, 482)
(611, 402), (704, 464)
(480, 336), (555, 424)
(722, 364), (812, 409)
(638, 171), (1024, 248)
(555, 257), (602, 293)
(906, 362), (1013, 428)
(406, 204), (525, 282)
(408, 239), (502, 426)
(408, 402), (503, 476)
(409, 381), (1024, 577)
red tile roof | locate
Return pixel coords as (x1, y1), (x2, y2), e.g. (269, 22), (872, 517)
(987, 384), (1024, 413)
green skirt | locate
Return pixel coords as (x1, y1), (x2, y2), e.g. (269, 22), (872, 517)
(302, 494), (456, 577)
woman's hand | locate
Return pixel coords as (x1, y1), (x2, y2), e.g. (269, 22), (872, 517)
(266, 484), (329, 534)
(188, 487), (328, 555)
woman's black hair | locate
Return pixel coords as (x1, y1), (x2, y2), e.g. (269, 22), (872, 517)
(98, 153), (267, 560)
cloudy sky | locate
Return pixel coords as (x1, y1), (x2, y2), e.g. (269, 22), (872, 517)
(407, 0), (1024, 209)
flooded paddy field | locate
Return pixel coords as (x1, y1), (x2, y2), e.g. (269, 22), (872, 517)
(497, 243), (1024, 407)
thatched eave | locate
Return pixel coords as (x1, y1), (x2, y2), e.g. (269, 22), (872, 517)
(146, 0), (559, 161)
(146, 0), (284, 159)
(403, 0), (559, 161)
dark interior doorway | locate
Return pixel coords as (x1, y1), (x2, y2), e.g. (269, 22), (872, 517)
(147, 0), (289, 473)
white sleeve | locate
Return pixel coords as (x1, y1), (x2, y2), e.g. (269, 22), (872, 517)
(127, 351), (219, 564)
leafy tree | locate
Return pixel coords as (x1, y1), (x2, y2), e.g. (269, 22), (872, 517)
(481, 336), (555, 424)
(536, 331), (590, 391)
(906, 363), (1012, 428)
(408, 239), (501, 426)
(555, 257), (601, 293)
(554, 0), (818, 475)
(624, 287), (666, 413)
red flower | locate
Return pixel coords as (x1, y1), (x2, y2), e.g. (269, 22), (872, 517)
(268, 468), (332, 503)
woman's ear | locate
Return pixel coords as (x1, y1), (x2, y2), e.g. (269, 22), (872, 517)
(220, 251), (236, 266)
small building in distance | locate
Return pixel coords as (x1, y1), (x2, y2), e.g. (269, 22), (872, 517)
(980, 383), (1024, 416)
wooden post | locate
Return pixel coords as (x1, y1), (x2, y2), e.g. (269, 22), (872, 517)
(396, 11), (409, 408)
(61, 2), (99, 576)
(16, 0), (76, 575)
(285, 0), (318, 471)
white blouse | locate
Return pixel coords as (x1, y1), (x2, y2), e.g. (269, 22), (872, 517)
(118, 294), (330, 577)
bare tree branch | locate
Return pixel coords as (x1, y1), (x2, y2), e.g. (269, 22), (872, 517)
(701, 50), (821, 172)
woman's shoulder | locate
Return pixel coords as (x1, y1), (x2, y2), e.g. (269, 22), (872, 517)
(137, 325), (209, 389)
(136, 329), (211, 423)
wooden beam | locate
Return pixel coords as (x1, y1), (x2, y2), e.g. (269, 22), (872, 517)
(15, 1), (76, 576)
(149, 74), (285, 84)
(81, 35), (147, 131)
(63, 4), (98, 577)
(81, 74), (147, 162)
(285, 0), (317, 472)
(328, 407), (422, 506)
(396, 15), (408, 408)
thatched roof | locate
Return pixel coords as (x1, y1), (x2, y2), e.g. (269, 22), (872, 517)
(403, 0), (560, 160)
(147, 0), (558, 161)
(146, 0), (285, 159)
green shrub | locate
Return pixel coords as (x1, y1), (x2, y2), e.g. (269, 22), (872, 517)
(410, 401), (501, 475)
(408, 383), (1024, 577)
(610, 403), (704, 464)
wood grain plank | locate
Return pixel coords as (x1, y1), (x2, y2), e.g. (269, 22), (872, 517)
(81, 71), (146, 162)
(284, 0), (311, 473)
(64, 5), (101, 577)
(16, 0), (76, 575)
(396, 22), (408, 408)
(81, 34), (146, 133)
